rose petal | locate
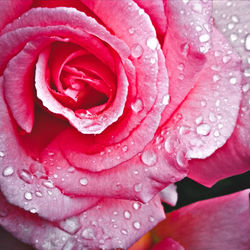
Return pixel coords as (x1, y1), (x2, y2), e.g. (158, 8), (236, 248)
(152, 189), (250, 250)
(0, 79), (99, 221)
(188, 0), (250, 186)
(0, 191), (165, 249)
(160, 0), (212, 125)
(159, 184), (178, 207)
(134, 0), (167, 37)
(0, 0), (32, 30)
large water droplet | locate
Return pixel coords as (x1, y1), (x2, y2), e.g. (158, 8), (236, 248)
(141, 150), (157, 166)
(199, 34), (210, 43)
(162, 95), (170, 105)
(176, 151), (186, 168)
(80, 177), (88, 186)
(196, 123), (211, 136)
(131, 44), (143, 58)
(147, 37), (158, 50)
(2, 166), (14, 177)
(24, 192), (33, 200)
(0, 151), (5, 158)
(131, 99), (143, 113)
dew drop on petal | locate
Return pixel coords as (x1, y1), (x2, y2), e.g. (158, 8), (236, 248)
(124, 211), (131, 220)
(146, 37), (158, 50)
(131, 99), (143, 113)
(18, 169), (33, 184)
(79, 177), (88, 186)
(2, 166), (14, 177)
(133, 221), (141, 230)
(196, 123), (211, 136)
(133, 202), (141, 210)
(131, 44), (143, 59)
(121, 229), (128, 235)
(24, 192), (33, 200)
(141, 150), (157, 166)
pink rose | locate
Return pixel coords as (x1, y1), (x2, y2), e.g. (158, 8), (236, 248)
(0, 0), (249, 249)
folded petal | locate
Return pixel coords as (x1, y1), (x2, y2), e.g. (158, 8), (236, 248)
(152, 189), (250, 250)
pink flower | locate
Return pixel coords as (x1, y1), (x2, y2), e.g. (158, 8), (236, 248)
(0, 0), (249, 249)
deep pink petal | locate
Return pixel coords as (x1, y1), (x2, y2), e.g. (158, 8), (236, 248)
(152, 189), (250, 250)
(0, 191), (165, 249)
(188, 0), (250, 186)
(0, 0), (32, 30)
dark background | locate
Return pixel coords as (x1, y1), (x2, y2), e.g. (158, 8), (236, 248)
(1, 171), (249, 249)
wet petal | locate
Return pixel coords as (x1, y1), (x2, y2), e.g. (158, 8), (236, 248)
(0, 192), (164, 249)
(188, 0), (250, 186)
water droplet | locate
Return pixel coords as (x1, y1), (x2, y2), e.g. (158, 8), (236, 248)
(43, 180), (54, 188)
(113, 211), (118, 216)
(230, 77), (237, 85)
(133, 202), (141, 210)
(133, 221), (141, 230)
(146, 37), (158, 50)
(162, 95), (170, 105)
(148, 216), (155, 222)
(79, 177), (88, 186)
(24, 192), (33, 200)
(124, 211), (131, 219)
(30, 208), (37, 214)
(222, 55), (231, 63)
(134, 183), (142, 192)
(0, 151), (5, 157)
(245, 34), (250, 51)
(35, 191), (43, 197)
(82, 228), (95, 240)
(2, 166), (14, 177)
(197, 123), (211, 136)
(18, 169), (33, 184)
(214, 130), (220, 137)
(60, 217), (81, 234)
(141, 150), (157, 166)
(67, 167), (75, 173)
(213, 74), (221, 82)
(232, 15), (239, 23)
(164, 137), (173, 153)
(209, 112), (216, 122)
(121, 229), (128, 235)
(131, 44), (143, 59)
(131, 99), (143, 113)
(242, 83), (249, 93)
(122, 146), (128, 152)
(195, 116), (203, 125)
(230, 33), (238, 42)
(128, 27), (135, 35)
(199, 34), (210, 43)
(176, 151), (186, 167)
